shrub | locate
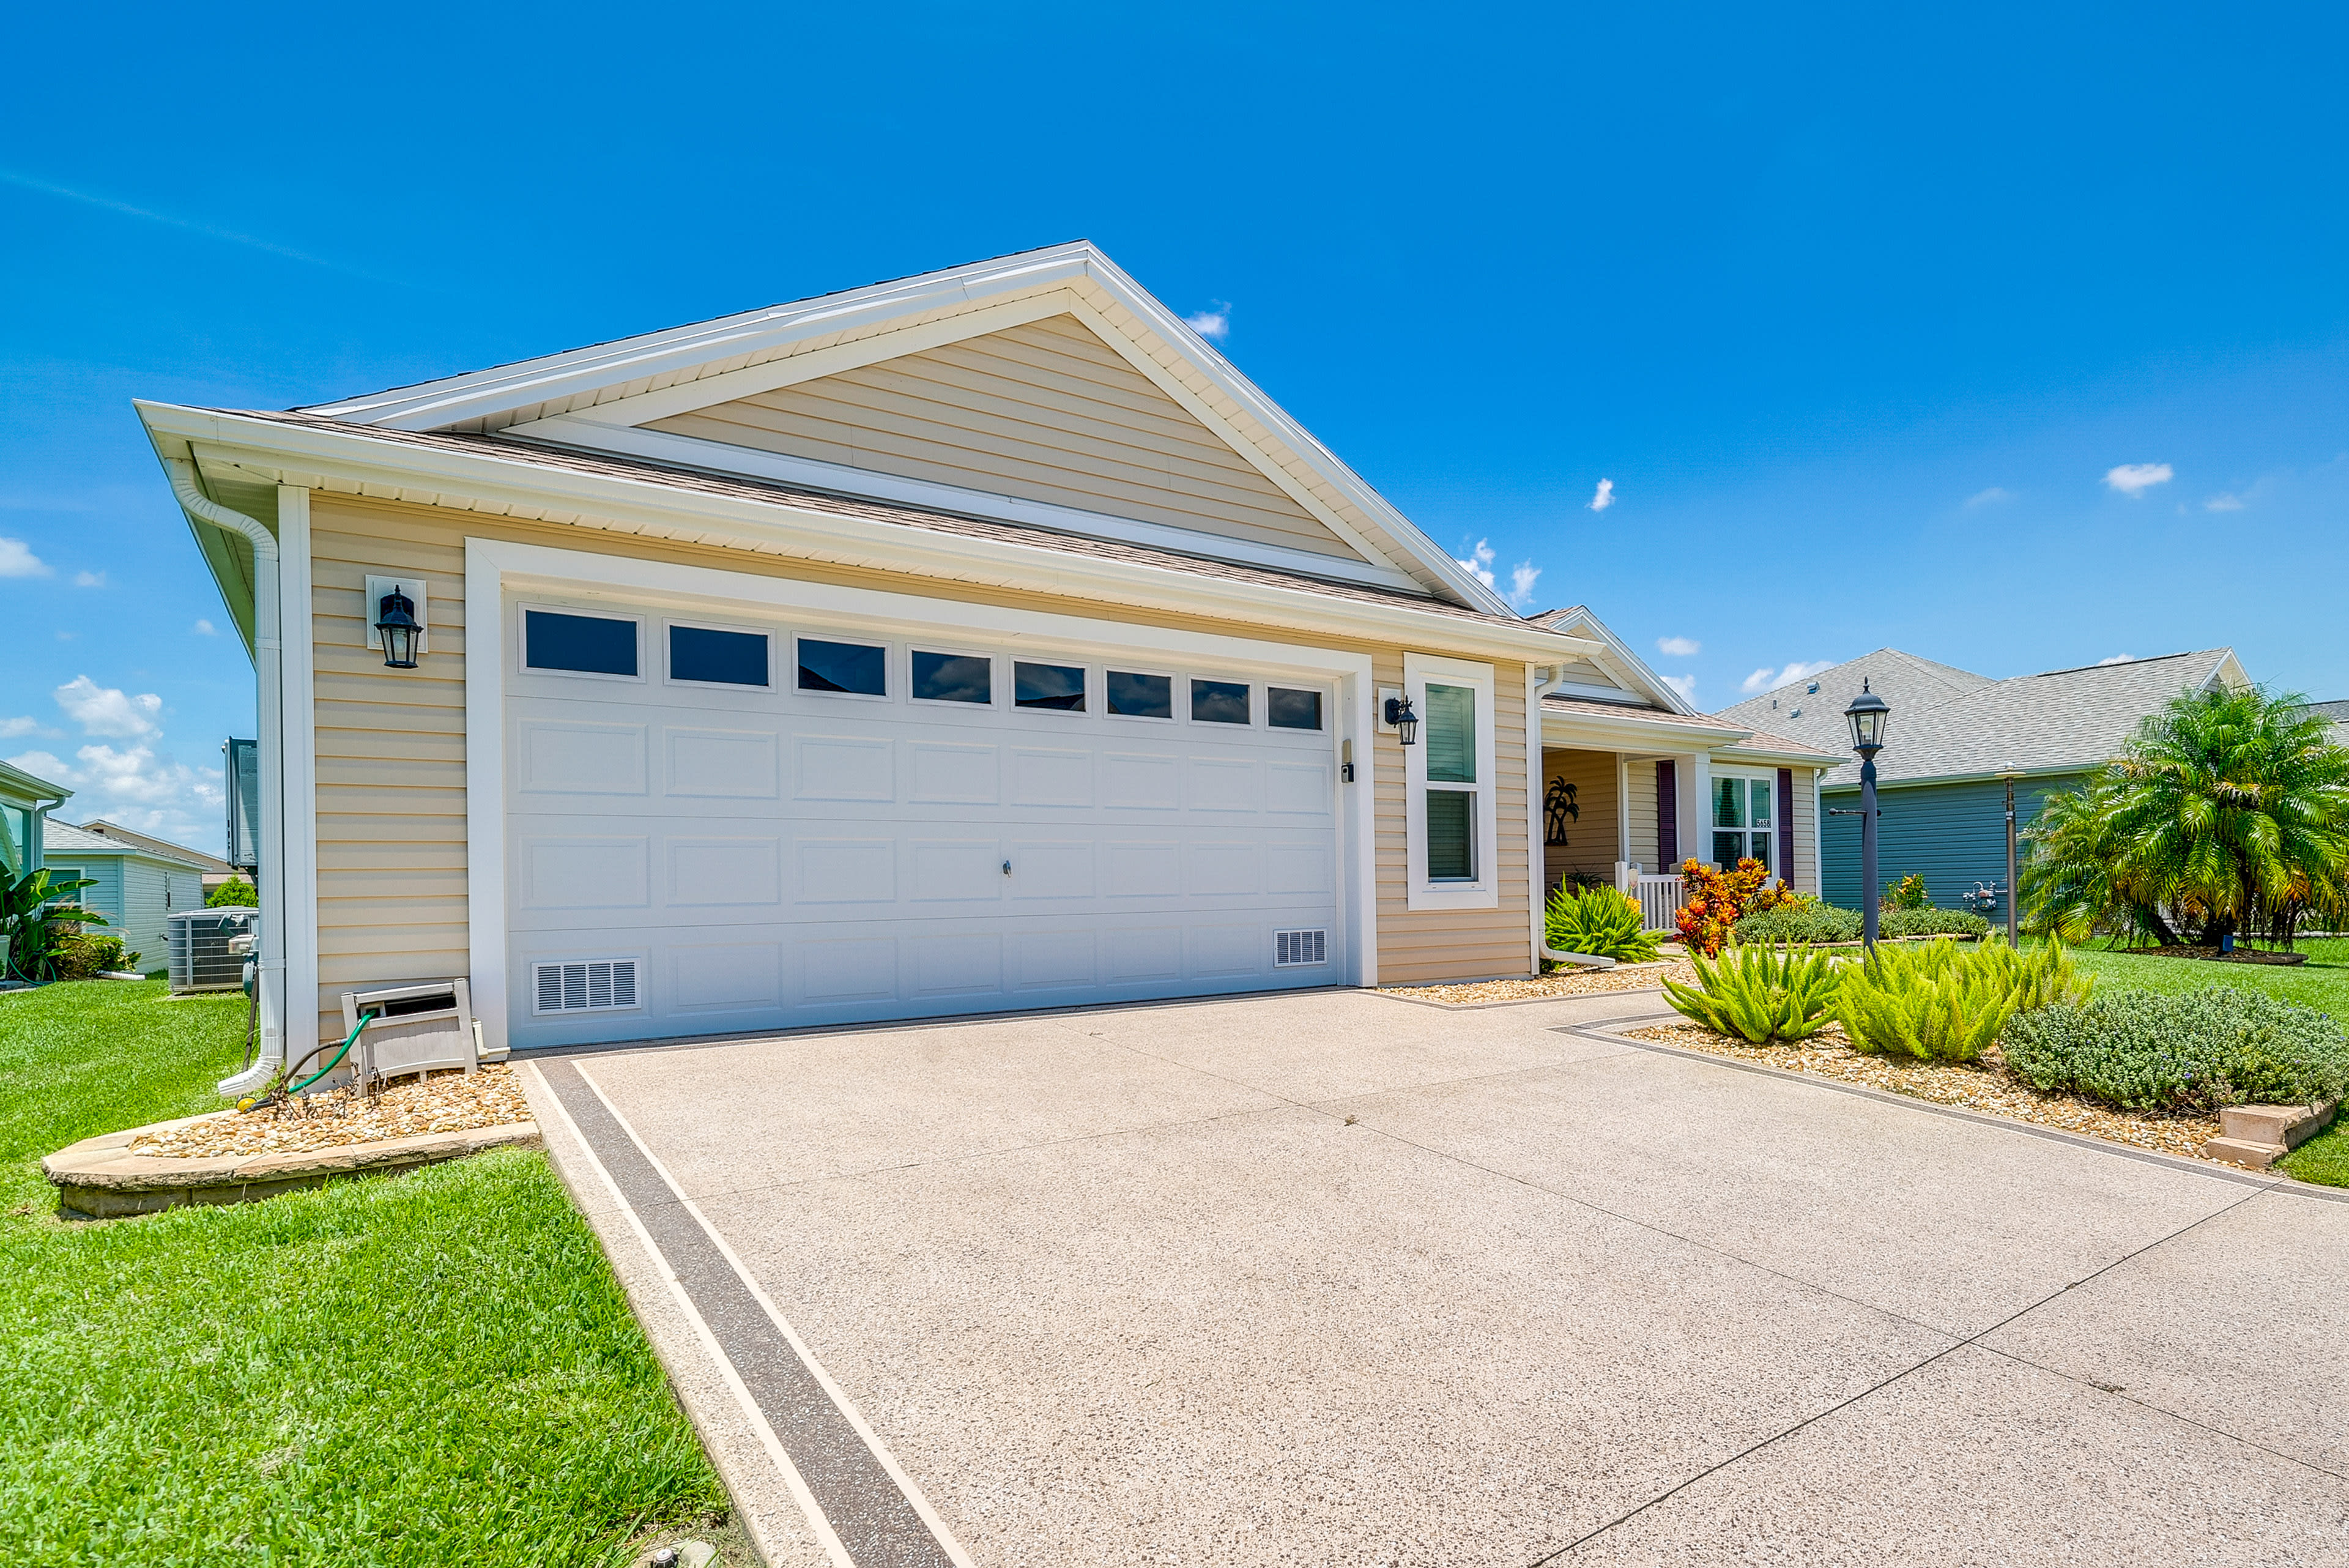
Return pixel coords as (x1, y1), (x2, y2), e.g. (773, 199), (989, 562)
(1734, 901), (1863, 946)
(1884, 873), (1931, 910)
(50, 931), (136, 979)
(1663, 943), (1841, 1044)
(1879, 907), (1991, 939)
(1545, 883), (1661, 963)
(2002, 989), (2349, 1112)
(1837, 939), (2025, 1061)
(207, 875), (259, 908)
(1674, 858), (1798, 956)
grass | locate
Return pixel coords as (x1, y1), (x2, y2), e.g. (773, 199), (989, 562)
(2065, 940), (2349, 1191)
(0, 980), (724, 1565)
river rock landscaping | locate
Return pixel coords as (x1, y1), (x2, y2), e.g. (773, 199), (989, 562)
(127, 1065), (533, 1158)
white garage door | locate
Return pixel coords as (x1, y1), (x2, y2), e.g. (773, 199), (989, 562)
(503, 594), (1346, 1047)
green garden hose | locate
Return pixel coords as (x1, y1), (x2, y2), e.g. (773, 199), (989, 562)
(237, 1009), (378, 1110)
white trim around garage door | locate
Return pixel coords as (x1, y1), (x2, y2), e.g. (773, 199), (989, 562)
(465, 537), (1380, 1050)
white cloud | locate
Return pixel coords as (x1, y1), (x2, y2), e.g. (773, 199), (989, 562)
(1661, 673), (1698, 702)
(2203, 493), (2244, 511)
(1656, 635), (1701, 658)
(0, 716), (50, 738)
(1182, 302), (1230, 343)
(0, 537), (51, 578)
(1457, 539), (1497, 589)
(2104, 462), (2173, 497)
(1964, 486), (2013, 508)
(73, 569), (106, 588)
(1587, 478), (1616, 512)
(54, 675), (163, 739)
(1740, 659), (1835, 696)
(1506, 561), (1541, 609)
(2096, 653), (2136, 666)
(192, 619), (217, 636)
(9, 743), (225, 847)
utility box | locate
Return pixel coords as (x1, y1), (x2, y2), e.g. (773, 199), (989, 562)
(335, 979), (501, 1094)
(169, 909), (259, 993)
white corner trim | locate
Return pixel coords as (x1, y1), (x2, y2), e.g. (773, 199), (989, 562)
(461, 536), (1383, 1038)
(278, 485), (319, 1063)
(494, 417), (1423, 592)
(1403, 652), (1501, 913)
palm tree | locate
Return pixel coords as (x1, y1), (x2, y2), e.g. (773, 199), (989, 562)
(2022, 685), (2349, 947)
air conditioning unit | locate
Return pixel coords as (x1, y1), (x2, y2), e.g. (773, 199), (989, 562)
(334, 978), (503, 1094)
(168, 908), (259, 993)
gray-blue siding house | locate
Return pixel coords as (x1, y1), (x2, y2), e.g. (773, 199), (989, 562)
(1714, 648), (2246, 920)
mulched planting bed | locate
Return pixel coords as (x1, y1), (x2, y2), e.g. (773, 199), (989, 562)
(1620, 1021), (2222, 1161)
(2121, 945), (2307, 966)
(1384, 961), (1696, 1006)
(128, 1065), (532, 1159)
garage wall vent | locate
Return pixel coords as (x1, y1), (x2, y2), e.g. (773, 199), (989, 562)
(1274, 929), (1327, 967)
(533, 959), (641, 1014)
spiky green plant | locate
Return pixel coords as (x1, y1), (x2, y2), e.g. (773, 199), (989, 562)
(1662, 942), (1841, 1044)
(2022, 685), (2349, 946)
(1836, 940), (2023, 1061)
(1545, 883), (1661, 963)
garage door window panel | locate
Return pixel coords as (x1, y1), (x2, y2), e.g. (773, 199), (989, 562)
(1107, 669), (1174, 721)
(525, 608), (642, 680)
(1190, 679), (1251, 726)
(667, 623), (771, 688)
(797, 637), (888, 698)
(1267, 687), (1324, 731)
(911, 650), (994, 707)
(1015, 661), (1087, 712)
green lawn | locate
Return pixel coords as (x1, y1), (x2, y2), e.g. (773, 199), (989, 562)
(2066, 940), (2349, 1191)
(0, 980), (724, 1565)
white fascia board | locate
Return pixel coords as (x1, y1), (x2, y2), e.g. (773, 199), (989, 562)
(1710, 744), (1842, 768)
(1534, 607), (1697, 715)
(1542, 708), (1751, 751)
(305, 243), (1105, 430)
(135, 403), (1605, 664)
(505, 418), (1426, 592)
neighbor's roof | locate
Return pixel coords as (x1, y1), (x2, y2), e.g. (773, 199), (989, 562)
(186, 409), (1557, 634)
(2303, 699), (2349, 729)
(44, 820), (212, 869)
(72, 819), (232, 874)
(1712, 647), (1996, 757)
(1811, 649), (2243, 789)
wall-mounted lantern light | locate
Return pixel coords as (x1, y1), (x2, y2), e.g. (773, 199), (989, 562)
(1383, 695), (1419, 746)
(374, 585), (422, 669)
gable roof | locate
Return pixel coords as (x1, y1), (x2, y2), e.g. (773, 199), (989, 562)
(44, 820), (212, 870)
(72, 819), (233, 875)
(1792, 649), (2245, 788)
(1712, 647), (1996, 757)
(1522, 604), (1701, 715)
(281, 242), (1510, 615)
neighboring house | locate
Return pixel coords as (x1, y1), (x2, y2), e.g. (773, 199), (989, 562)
(41, 820), (210, 968)
(2304, 699), (2349, 745)
(1525, 607), (1839, 915)
(138, 240), (1741, 1072)
(1715, 648), (2248, 918)
(1, 759), (71, 882)
(75, 818), (240, 895)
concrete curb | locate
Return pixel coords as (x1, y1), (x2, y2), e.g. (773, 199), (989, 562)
(42, 1113), (541, 1218)
(1378, 984), (1669, 1013)
(1571, 1013), (2349, 1207)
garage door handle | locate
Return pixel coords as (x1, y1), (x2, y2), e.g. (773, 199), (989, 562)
(1002, 860), (1012, 875)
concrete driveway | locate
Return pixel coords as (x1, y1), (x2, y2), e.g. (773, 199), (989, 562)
(521, 987), (2349, 1567)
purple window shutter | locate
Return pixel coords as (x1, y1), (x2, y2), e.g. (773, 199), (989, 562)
(1656, 760), (1679, 866)
(1777, 768), (1797, 886)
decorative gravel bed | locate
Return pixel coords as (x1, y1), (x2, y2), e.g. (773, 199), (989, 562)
(1384, 961), (1696, 1006)
(128, 1066), (533, 1159)
(1620, 1022), (2222, 1159)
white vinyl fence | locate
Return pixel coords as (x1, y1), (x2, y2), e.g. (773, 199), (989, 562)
(1630, 874), (1683, 934)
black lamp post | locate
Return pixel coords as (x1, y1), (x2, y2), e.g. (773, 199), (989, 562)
(373, 585), (421, 670)
(1383, 695), (1419, 746)
(1844, 680), (1890, 947)
(1995, 765), (2021, 946)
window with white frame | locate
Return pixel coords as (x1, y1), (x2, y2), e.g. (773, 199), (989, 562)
(1711, 773), (1775, 874)
(1403, 653), (1498, 910)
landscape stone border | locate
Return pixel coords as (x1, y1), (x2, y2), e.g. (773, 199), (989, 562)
(42, 1111), (540, 1219)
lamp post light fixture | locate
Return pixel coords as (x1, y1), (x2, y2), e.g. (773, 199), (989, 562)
(1995, 765), (2021, 946)
(1383, 695), (1419, 746)
(1844, 680), (1891, 948)
(373, 584), (422, 670)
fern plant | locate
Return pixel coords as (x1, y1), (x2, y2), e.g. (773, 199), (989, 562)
(1545, 883), (1661, 963)
(1662, 942), (1841, 1044)
(1836, 940), (2021, 1061)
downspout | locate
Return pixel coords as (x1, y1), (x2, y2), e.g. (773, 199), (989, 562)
(165, 458), (285, 1096)
(1527, 664), (1564, 971)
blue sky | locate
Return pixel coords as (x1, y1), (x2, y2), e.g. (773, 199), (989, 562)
(5, 4), (2345, 854)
